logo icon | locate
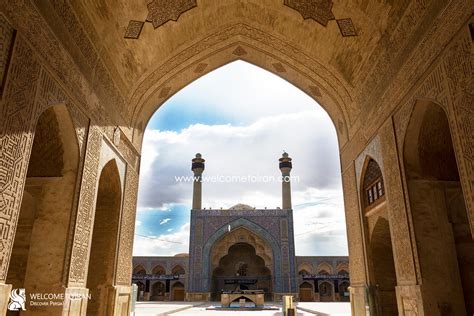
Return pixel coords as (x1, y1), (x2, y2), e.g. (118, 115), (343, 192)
(8, 288), (26, 311)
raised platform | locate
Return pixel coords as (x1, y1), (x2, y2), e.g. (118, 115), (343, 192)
(220, 290), (265, 307)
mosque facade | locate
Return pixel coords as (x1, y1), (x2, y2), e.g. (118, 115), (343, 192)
(132, 153), (349, 302)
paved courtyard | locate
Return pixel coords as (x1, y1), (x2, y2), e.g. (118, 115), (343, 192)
(133, 302), (351, 315)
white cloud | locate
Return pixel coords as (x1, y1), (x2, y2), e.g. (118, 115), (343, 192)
(165, 61), (330, 124)
(138, 110), (341, 210)
(137, 111), (347, 255)
(159, 218), (172, 225)
(133, 223), (190, 256)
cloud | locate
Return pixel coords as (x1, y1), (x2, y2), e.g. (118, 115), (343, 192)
(159, 218), (172, 225)
(138, 110), (341, 211)
(292, 188), (348, 255)
(133, 223), (190, 256)
(149, 61), (331, 130)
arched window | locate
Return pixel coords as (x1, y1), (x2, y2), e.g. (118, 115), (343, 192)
(362, 158), (385, 209)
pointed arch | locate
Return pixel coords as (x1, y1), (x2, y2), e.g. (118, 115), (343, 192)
(131, 32), (354, 149)
(152, 265), (166, 276)
(403, 99), (473, 314)
(86, 159), (122, 315)
(298, 262), (314, 275)
(6, 104), (80, 298)
(202, 217), (281, 292)
(318, 280), (334, 302)
(172, 265), (185, 275)
(133, 264), (147, 275)
(316, 262), (333, 275)
(360, 156), (386, 211)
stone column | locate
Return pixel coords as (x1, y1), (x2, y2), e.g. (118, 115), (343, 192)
(279, 152), (292, 210)
(191, 153), (205, 210)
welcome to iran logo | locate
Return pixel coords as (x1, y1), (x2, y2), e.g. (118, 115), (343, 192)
(8, 288), (26, 311)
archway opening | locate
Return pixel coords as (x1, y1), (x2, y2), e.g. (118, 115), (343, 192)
(339, 281), (350, 302)
(318, 281), (334, 302)
(6, 105), (79, 311)
(404, 100), (474, 315)
(136, 281), (145, 301)
(368, 218), (398, 315)
(361, 157), (398, 315)
(86, 159), (122, 315)
(212, 242), (271, 300)
(172, 282), (185, 301)
(132, 60), (348, 303)
(299, 281), (313, 302)
(151, 282), (166, 301)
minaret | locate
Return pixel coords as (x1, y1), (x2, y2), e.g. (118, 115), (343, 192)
(191, 153), (205, 209)
(279, 152), (292, 209)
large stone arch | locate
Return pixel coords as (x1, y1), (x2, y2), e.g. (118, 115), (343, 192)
(402, 99), (474, 315)
(129, 24), (356, 150)
(210, 227), (273, 274)
(86, 159), (123, 316)
(202, 217), (282, 293)
(5, 103), (80, 314)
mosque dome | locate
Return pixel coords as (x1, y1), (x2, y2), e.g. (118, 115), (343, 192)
(228, 204), (254, 210)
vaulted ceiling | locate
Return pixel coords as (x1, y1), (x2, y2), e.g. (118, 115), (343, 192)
(22, 0), (465, 134)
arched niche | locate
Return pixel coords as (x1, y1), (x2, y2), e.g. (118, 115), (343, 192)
(202, 218), (281, 293)
(298, 263), (313, 275)
(316, 262), (333, 275)
(171, 281), (185, 301)
(86, 159), (122, 316)
(211, 242), (272, 301)
(299, 281), (314, 302)
(152, 265), (166, 276)
(339, 281), (350, 302)
(360, 156), (398, 315)
(151, 281), (165, 301)
(403, 100), (473, 315)
(6, 104), (80, 312)
(368, 217), (398, 315)
(133, 265), (147, 275)
(172, 265), (185, 275)
(318, 281), (334, 302)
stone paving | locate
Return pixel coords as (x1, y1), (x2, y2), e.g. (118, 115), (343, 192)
(133, 301), (351, 315)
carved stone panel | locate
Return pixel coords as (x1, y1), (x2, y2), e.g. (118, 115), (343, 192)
(115, 167), (139, 285)
(0, 38), (40, 281)
(0, 14), (15, 96)
(284, 0), (335, 27)
(67, 125), (102, 287)
(147, 0), (197, 29)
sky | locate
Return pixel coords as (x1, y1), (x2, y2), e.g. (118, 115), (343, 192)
(133, 61), (348, 257)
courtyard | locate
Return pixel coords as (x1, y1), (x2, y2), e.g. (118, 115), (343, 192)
(133, 302), (351, 316)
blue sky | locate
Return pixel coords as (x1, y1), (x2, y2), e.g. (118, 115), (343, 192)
(134, 61), (348, 256)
